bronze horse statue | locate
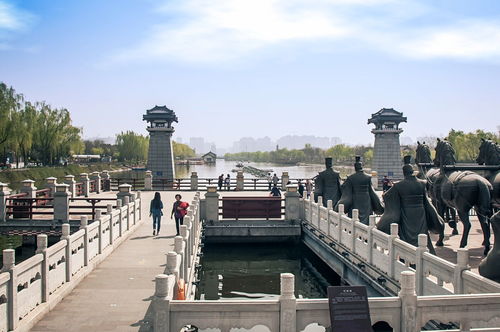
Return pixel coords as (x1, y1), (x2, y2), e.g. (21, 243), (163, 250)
(416, 141), (459, 236)
(476, 138), (500, 210)
(432, 139), (493, 255)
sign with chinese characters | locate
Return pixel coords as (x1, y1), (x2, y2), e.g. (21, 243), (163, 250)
(328, 286), (372, 332)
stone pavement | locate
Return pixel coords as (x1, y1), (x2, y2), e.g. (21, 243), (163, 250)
(30, 191), (195, 332)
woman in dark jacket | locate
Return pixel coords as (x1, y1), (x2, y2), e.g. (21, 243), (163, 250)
(150, 192), (163, 236)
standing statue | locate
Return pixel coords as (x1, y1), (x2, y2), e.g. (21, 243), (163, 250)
(315, 157), (342, 207)
(479, 210), (500, 282)
(377, 156), (444, 254)
(433, 139), (493, 255)
(335, 156), (384, 224)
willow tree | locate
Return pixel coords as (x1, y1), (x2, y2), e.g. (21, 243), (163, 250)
(116, 131), (149, 162)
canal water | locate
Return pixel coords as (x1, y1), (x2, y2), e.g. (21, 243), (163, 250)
(196, 242), (341, 300)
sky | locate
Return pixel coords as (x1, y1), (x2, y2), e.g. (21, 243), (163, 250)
(0, 0), (499, 148)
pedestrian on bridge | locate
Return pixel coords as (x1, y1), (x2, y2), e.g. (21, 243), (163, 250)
(218, 174), (224, 191)
(171, 194), (189, 236)
(224, 174), (231, 191)
(150, 192), (163, 236)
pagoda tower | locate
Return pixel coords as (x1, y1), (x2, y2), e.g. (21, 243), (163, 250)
(368, 108), (407, 185)
(143, 105), (178, 185)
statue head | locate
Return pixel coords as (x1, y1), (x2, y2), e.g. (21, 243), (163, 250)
(354, 155), (363, 171)
(325, 157), (333, 169)
(402, 155), (414, 176)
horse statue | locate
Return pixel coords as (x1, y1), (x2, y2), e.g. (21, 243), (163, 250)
(479, 210), (500, 282)
(418, 141), (459, 236)
(433, 139), (493, 255)
(476, 138), (500, 210)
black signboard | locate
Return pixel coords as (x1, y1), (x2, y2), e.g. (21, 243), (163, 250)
(328, 286), (372, 332)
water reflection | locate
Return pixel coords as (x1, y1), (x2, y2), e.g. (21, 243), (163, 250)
(196, 243), (341, 300)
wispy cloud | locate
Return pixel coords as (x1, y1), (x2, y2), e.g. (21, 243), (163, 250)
(112, 0), (500, 64)
(0, 1), (31, 30)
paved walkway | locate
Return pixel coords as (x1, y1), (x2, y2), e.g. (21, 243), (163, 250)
(30, 191), (195, 332)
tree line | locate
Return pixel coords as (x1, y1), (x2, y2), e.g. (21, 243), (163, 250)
(225, 129), (499, 165)
(0, 83), (84, 167)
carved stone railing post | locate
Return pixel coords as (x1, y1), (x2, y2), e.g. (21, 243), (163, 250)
(367, 215), (376, 265)
(80, 216), (89, 266)
(166, 251), (179, 281)
(236, 171), (244, 191)
(145, 171), (153, 191)
(90, 172), (101, 194)
(352, 209), (359, 250)
(80, 173), (90, 197)
(415, 234), (428, 296)
(61, 223), (72, 283)
(36, 234), (49, 302)
(285, 185), (301, 222)
(453, 248), (470, 294)
(388, 223), (399, 279)
(117, 184), (132, 205)
(317, 196), (323, 229)
(205, 186), (219, 223)
(174, 236), (185, 280)
(101, 170), (111, 191)
(45, 177), (58, 197)
(180, 225), (189, 273)
(107, 204), (114, 244)
(123, 196), (130, 230)
(326, 200), (333, 237)
(190, 172), (199, 191)
(53, 184), (70, 223)
(1, 249), (17, 330)
(0, 182), (11, 222)
(153, 274), (171, 332)
(20, 179), (37, 199)
(399, 271), (418, 332)
(281, 172), (289, 190)
(279, 273), (296, 332)
(338, 204), (344, 243)
(64, 175), (76, 198)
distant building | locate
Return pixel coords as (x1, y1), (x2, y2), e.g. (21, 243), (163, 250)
(202, 151), (217, 164)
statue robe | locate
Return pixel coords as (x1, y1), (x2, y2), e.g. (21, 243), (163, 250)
(377, 176), (443, 253)
(316, 168), (342, 207)
(335, 170), (384, 224)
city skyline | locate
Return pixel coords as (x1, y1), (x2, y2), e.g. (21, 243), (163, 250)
(1, 0), (499, 147)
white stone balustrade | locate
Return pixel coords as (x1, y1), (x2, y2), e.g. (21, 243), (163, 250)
(0, 182), (10, 222)
(80, 173), (90, 197)
(0, 194), (142, 331)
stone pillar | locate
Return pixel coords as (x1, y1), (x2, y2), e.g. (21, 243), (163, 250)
(61, 224), (72, 282)
(117, 184), (133, 204)
(415, 234), (428, 296)
(399, 271), (418, 332)
(2, 249), (17, 330)
(236, 171), (244, 191)
(285, 185), (301, 222)
(20, 179), (37, 198)
(145, 171), (153, 191)
(80, 173), (90, 197)
(205, 186), (219, 223)
(279, 273), (296, 332)
(0, 183), (11, 222)
(453, 248), (470, 294)
(101, 170), (111, 191)
(36, 234), (49, 302)
(190, 172), (198, 191)
(45, 177), (58, 196)
(53, 184), (70, 223)
(281, 172), (289, 190)
(153, 274), (171, 332)
(90, 172), (101, 194)
(64, 175), (76, 198)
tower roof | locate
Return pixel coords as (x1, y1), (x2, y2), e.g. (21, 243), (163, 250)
(143, 105), (178, 123)
(367, 108), (407, 125)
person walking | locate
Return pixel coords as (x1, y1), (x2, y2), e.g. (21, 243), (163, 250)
(269, 184), (281, 197)
(382, 175), (393, 193)
(298, 180), (305, 197)
(305, 179), (312, 198)
(272, 173), (279, 187)
(266, 173), (272, 190)
(171, 194), (189, 236)
(225, 174), (231, 191)
(218, 174), (224, 191)
(150, 192), (163, 236)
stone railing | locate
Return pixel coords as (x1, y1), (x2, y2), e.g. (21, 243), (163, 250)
(151, 271), (500, 332)
(303, 196), (500, 296)
(0, 193), (142, 331)
(158, 192), (202, 303)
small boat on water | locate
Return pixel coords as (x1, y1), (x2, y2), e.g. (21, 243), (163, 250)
(236, 162), (244, 168)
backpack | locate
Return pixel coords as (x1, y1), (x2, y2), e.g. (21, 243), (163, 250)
(179, 201), (189, 217)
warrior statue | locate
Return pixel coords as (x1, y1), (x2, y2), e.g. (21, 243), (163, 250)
(377, 156), (444, 254)
(479, 210), (500, 282)
(335, 156), (384, 224)
(315, 157), (342, 207)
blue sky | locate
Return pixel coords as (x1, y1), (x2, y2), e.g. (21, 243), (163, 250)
(0, 0), (499, 147)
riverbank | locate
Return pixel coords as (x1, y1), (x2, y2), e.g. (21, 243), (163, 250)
(0, 163), (130, 192)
